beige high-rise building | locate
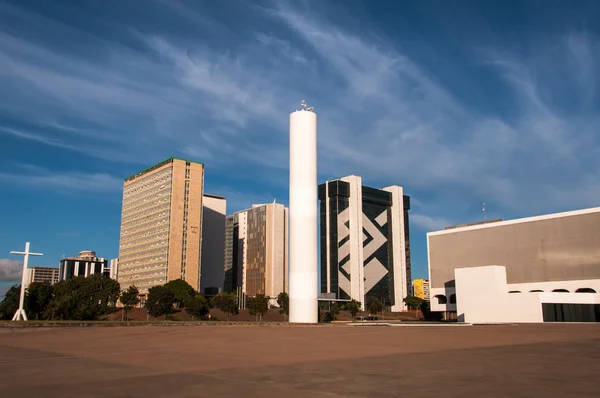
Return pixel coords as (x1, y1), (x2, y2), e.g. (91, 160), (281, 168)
(118, 157), (205, 295)
(224, 201), (288, 301)
(28, 267), (60, 285)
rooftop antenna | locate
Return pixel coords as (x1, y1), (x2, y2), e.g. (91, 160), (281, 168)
(482, 202), (487, 221)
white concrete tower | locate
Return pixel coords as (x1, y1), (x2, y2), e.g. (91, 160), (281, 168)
(289, 100), (318, 323)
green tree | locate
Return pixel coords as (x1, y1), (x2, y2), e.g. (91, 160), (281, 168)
(346, 299), (361, 320)
(0, 285), (20, 320)
(164, 279), (195, 309)
(403, 295), (425, 311)
(330, 302), (341, 320)
(145, 286), (175, 320)
(25, 282), (54, 320)
(210, 294), (220, 309)
(213, 292), (238, 321)
(367, 297), (384, 315)
(42, 275), (120, 321)
(185, 294), (210, 320)
(76, 274), (121, 320)
(248, 294), (269, 321)
(276, 292), (289, 321)
(45, 279), (76, 320)
(323, 311), (335, 322)
(120, 285), (140, 321)
(246, 296), (257, 321)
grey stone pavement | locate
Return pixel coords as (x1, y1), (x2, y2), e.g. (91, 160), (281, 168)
(1, 323), (599, 397)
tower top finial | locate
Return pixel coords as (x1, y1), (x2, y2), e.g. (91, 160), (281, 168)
(299, 99), (314, 112)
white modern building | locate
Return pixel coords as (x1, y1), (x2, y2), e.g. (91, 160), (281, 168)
(59, 250), (109, 281)
(318, 176), (412, 311)
(427, 207), (600, 323)
(200, 194), (227, 296)
(454, 265), (599, 323)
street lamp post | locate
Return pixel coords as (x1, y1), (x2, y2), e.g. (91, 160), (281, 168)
(10, 242), (43, 321)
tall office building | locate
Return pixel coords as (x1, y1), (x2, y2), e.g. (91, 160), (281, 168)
(109, 258), (119, 280)
(223, 201), (288, 301)
(318, 176), (411, 311)
(118, 157), (206, 295)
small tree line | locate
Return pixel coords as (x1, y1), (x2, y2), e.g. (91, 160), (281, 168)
(0, 274), (120, 320)
(0, 275), (292, 322)
(321, 299), (363, 322)
(320, 296), (433, 322)
(2, 278), (432, 322)
(145, 280), (290, 322)
(144, 279), (213, 321)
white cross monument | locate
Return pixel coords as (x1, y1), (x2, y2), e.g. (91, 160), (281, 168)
(10, 242), (43, 321)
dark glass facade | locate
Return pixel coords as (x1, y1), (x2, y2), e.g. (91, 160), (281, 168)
(223, 215), (241, 293)
(59, 258), (108, 280)
(318, 180), (350, 299)
(542, 303), (600, 322)
(403, 195), (411, 296)
(318, 180), (411, 307)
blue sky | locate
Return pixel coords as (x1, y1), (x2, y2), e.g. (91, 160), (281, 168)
(1, 0), (599, 298)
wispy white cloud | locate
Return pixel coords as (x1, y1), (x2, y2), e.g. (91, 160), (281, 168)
(0, 15), (297, 171)
(0, 126), (77, 151)
(0, 0), (598, 230)
(266, 2), (600, 217)
(144, 35), (280, 127)
(410, 214), (452, 232)
(0, 166), (122, 193)
(566, 33), (596, 106)
(256, 32), (308, 65)
(150, 0), (233, 39)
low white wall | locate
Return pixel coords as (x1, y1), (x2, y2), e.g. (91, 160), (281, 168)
(454, 265), (599, 323)
(431, 277), (600, 313)
(430, 287), (456, 312)
(454, 265), (542, 323)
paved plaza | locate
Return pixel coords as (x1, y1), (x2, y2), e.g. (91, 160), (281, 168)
(1, 323), (599, 397)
